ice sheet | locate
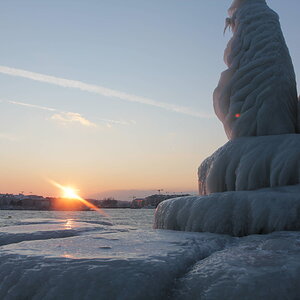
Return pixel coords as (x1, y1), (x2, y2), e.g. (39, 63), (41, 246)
(0, 220), (231, 300)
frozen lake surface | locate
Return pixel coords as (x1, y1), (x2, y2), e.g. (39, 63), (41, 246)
(0, 209), (300, 300)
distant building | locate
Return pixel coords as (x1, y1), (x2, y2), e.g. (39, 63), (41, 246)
(0, 194), (50, 210)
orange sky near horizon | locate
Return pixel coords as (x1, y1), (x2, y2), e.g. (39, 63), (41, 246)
(0, 147), (214, 198)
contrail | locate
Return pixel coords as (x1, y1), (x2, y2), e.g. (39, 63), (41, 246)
(0, 65), (212, 118)
(8, 100), (56, 111)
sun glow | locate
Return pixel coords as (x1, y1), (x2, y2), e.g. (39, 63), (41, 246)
(61, 186), (81, 200)
(48, 179), (108, 216)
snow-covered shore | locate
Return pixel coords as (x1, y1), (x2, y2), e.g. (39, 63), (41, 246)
(0, 214), (300, 300)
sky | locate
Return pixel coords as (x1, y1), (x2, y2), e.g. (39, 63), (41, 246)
(0, 0), (299, 199)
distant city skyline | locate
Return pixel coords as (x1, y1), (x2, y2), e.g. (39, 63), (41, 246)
(0, 0), (299, 199)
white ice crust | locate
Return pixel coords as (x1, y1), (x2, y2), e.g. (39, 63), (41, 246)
(1, 219), (300, 299)
(214, 0), (299, 139)
(173, 231), (300, 300)
(0, 220), (300, 300)
(0, 219), (231, 300)
(154, 185), (300, 236)
(198, 134), (300, 195)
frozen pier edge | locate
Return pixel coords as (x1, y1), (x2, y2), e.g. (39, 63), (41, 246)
(155, 0), (300, 236)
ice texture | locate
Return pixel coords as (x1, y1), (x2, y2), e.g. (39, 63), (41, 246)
(154, 185), (300, 236)
(198, 134), (300, 194)
(173, 231), (300, 300)
(0, 219), (105, 246)
(1, 216), (300, 299)
(0, 218), (232, 300)
(214, 0), (299, 139)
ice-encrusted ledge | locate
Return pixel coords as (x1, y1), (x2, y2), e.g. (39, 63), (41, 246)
(154, 185), (300, 237)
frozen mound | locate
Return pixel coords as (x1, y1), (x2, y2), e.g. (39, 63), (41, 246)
(214, 0), (298, 139)
(154, 185), (300, 236)
(172, 231), (300, 300)
(198, 134), (300, 194)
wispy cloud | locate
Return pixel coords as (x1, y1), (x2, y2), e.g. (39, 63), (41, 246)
(0, 65), (212, 118)
(6, 99), (96, 128)
(51, 112), (97, 127)
(5, 99), (132, 128)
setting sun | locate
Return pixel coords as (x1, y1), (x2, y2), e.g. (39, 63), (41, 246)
(61, 186), (81, 200)
(48, 179), (108, 216)
(49, 180), (81, 200)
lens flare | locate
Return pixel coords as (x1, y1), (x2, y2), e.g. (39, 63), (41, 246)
(61, 186), (81, 200)
(48, 179), (108, 217)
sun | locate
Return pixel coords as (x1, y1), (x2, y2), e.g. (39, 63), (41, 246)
(61, 186), (81, 200)
(48, 179), (109, 216)
(49, 180), (81, 200)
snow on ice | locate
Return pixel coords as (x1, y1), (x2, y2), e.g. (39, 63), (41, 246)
(1, 218), (300, 299)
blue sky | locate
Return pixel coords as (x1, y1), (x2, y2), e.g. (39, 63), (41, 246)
(0, 0), (299, 198)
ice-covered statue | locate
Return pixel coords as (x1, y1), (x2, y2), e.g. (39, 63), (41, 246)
(215, 0), (299, 139)
(198, 0), (300, 195)
(154, 0), (300, 236)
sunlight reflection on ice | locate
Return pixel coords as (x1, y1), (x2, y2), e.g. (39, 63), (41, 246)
(64, 219), (74, 230)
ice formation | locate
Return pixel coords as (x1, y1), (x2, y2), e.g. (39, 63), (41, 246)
(214, 0), (298, 139)
(0, 218), (232, 299)
(1, 217), (300, 299)
(198, 134), (300, 194)
(173, 231), (300, 300)
(1, 2), (300, 299)
(155, 185), (300, 236)
(155, 0), (300, 236)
